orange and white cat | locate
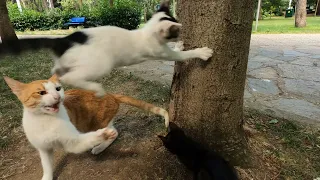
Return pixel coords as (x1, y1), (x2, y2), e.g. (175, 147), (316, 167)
(4, 75), (169, 179)
(63, 88), (169, 154)
(4, 75), (117, 180)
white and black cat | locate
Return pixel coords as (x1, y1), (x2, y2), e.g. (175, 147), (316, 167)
(159, 122), (239, 180)
(0, 0), (213, 97)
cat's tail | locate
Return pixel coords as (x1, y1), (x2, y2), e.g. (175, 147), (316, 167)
(0, 32), (88, 57)
(112, 94), (170, 128)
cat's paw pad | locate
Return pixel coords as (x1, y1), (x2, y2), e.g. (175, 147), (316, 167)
(91, 144), (106, 155)
(173, 41), (184, 51)
(194, 47), (213, 61)
(100, 128), (118, 140)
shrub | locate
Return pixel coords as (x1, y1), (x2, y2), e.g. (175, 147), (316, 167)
(8, 1), (141, 31)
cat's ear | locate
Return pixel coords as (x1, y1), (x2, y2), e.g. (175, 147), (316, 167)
(3, 76), (26, 96)
(157, 135), (167, 143)
(159, 22), (182, 40)
(49, 74), (59, 83)
(168, 122), (180, 131)
(157, 0), (170, 14)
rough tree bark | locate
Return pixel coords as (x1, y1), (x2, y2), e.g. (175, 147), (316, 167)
(295, 0), (307, 27)
(0, 0), (18, 43)
(109, 0), (114, 7)
(169, 0), (254, 166)
(316, 0), (320, 16)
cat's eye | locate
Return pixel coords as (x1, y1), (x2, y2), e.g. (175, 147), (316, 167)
(56, 87), (61, 91)
(39, 91), (47, 95)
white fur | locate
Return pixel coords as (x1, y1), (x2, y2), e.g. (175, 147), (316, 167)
(53, 12), (213, 97)
(21, 81), (116, 180)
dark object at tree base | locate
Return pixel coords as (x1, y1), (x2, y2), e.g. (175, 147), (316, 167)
(158, 122), (239, 180)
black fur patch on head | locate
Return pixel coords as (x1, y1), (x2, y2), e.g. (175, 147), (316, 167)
(156, 0), (170, 14)
(160, 17), (177, 23)
(157, 0), (178, 23)
(165, 25), (180, 40)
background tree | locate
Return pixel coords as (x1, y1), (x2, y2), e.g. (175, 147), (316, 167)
(316, 0), (320, 15)
(169, 0), (255, 166)
(0, 0), (18, 42)
(295, 0), (307, 27)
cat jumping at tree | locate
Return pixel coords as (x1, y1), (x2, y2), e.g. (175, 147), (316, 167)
(0, 0), (213, 97)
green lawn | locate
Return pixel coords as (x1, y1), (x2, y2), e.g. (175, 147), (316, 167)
(16, 16), (320, 36)
(253, 16), (320, 34)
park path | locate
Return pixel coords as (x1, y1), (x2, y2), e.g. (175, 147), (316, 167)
(120, 34), (320, 124)
(15, 34), (320, 123)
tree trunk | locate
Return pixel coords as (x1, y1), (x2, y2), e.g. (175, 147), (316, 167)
(316, 0), (320, 16)
(109, 0), (113, 7)
(78, 0), (82, 9)
(258, 1), (263, 20)
(0, 0), (18, 43)
(144, 5), (147, 23)
(169, 0), (254, 166)
(295, 0), (307, 27)
(49, 0), (54, 8)
(20, 0), (26, 8)
(42, 0), (48, 11)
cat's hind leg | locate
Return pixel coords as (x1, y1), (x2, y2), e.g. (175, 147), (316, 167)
(58, 69), (106, 97)
(91, 126), (118, 155)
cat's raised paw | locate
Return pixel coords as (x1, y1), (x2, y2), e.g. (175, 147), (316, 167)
(173, 41), (184, 51)
(194, 47), (213, 61)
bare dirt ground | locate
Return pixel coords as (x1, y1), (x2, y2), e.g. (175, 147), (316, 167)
(2, 107), (319, 180)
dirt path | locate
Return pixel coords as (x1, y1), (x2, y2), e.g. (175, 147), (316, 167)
(1, 110), (191, 180)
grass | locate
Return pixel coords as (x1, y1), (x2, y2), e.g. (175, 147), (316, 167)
(0, 52), (319, 179)
(16, 28), (77, 35)
(246, 110), (320, 179)
(14, 16), (320, 36)
(253, 16), (320, 34)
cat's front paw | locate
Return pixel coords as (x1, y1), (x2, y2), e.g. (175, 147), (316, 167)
(173, 41), (184, 51)
(98, 128), (118, 140)
(91, 144), (106, 155)
(194, 47), (213, 61)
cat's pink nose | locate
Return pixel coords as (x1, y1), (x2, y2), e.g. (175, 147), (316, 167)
(53, 95), (60, 101)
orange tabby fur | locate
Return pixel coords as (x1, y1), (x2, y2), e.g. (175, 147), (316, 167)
(64, 89), (169, 133)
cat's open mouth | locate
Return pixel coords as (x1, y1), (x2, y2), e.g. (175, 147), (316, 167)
(45, 102), (60, 112)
